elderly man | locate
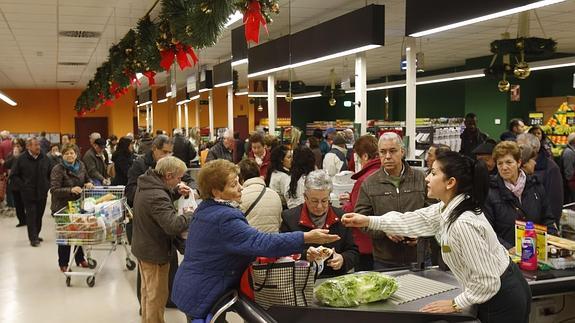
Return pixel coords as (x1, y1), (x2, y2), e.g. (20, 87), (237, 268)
(354, 132), (427, 269)
(9, 137), (51, 247)
(517, 133), (563, 226)
(206, 129), (234, 163)
(472, 139), (497, 175)
(132, 156), (193, 323)
(83, 137), (110, 185)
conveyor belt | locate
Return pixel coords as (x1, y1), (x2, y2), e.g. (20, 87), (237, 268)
(390, 274), (457, 305)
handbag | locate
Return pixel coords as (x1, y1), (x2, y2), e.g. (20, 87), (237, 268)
(250, 259), (316, 309)
(244, 185), (266, 217)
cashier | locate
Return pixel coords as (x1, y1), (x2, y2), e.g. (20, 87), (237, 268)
(342, 151), (531, 322)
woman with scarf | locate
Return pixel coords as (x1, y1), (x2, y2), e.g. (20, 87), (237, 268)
(265, 145), (292, 208)
(483, 141), (556, 253)
(50, 143), (94, 272)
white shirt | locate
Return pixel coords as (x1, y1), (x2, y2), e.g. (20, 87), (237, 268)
(323, 145), (347, 177)
(269, 170), (290, 205)
(284, 176), (306, 209)
(367, 194), (510, 309)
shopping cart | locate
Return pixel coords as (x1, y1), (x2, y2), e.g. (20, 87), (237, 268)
(54, 186), (136, 287)
(562, 202), (575, 240)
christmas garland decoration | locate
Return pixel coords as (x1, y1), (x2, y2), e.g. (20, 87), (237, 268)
(75, 0), (279, 115)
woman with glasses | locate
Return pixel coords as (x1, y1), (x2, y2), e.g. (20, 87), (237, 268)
(280, 170), (359, 278)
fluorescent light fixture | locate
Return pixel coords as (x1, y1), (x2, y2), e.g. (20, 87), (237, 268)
(176, 99), (191, 105)
(368, 81), (408, 91)
(0, 91), (17, 106)
(190, 95), (200, 100)
(248, 44), (381, 78)
(214, 81), (233, 88)
(225, 11), (243, 28)
(416, 71), (485, 85)
(292, 92), (322, 100)
(134, 100), (139, 104)
(235, 91), (248, 96)
(231, 58), (248, 67)
(165, 91), (172, 97)
(530, 56), (575, 71)
(248, 92), (287, 98)
(137, 100), (152, 107)
(409, 0), (566, 37)
(136, 72), (144, 79)
(157, 98), (168, 103)
(198, 88), (211, 93)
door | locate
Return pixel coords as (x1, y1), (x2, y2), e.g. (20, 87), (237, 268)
(75, 117), (108, 157)
(234, 115), (249, 140)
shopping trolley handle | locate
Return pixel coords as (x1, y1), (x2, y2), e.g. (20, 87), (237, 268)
(210, 290), (239, 323)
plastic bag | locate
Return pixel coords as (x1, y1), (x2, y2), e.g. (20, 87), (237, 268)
(177, 195), (197, 216)
(314, 272), (398, 307)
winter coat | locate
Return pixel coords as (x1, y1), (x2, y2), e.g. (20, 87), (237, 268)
(323, 146), (348, 177)
(173, 134), (197, 166)
(0, 138), (12, 174)
(239, 177), (282, 233)
(341, 158), (381, 254)
(248, 149), (271, 178)
(171, 199), (304, 319)
(459, 129), (488, 158)
(534, 151), (563, 225)
(269, 169), (290, 207)
(111, 152), (136, 186)
(9, 150), (51, 202)
(132, 169), (192, 264)
(484, 174), (556, 249)
(49, 161), (91, 213)
(280, 204), (359, 277)
(82, 148), (108, 182)
(137, 137), (153, 155)
(205, 140), (233, 163)
(354, 163), (427, 265)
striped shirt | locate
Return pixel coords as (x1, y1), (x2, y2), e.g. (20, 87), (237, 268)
(367, 193), (510, 309)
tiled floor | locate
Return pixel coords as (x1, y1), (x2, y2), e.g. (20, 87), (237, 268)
(0, 204), (187, 323)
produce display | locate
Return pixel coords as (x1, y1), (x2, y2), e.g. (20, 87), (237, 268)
(314, 272), (398, 307)
(541, 102), (575, 156)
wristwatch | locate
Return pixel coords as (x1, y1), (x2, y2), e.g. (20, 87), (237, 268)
(451, 299), (462, 313)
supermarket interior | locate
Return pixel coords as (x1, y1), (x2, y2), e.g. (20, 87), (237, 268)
(1, 0), (575, 323)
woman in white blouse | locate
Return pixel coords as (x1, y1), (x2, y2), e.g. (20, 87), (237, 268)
(265, 145), (292, 208)
(342, 151), (531, 322)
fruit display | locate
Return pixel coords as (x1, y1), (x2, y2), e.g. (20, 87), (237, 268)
(542, 102), (575, 156)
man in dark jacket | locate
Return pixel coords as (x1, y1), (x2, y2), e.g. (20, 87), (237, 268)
(459, 113), (488, 158)
(172, 129), (196, 167)
(138, 132), (154, 155)
(9, 137), (51, 246)
(205, 129), (234, 163)
(354, 132), (427, 269)
(83, 138), (110, 185)
(132, 156), (193, 323)
(500, 118), (525, 142)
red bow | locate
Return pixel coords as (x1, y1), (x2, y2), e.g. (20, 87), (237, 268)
(243, 0), (268, 44)
(160, 44), (198, 71)
(143, 70), (156, 86)
(127, 71), (141, 87)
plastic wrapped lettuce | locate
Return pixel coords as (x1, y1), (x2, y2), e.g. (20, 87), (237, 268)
(314, 272), (398, 307)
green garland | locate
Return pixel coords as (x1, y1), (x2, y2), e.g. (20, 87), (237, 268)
(75, 0), (279, 114)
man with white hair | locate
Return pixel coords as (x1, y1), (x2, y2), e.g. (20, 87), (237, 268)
(205, 129), (234, 163)
(561, 133), (575, 202)
(517, 133), (563, 225)
(354, 132), (427, 269)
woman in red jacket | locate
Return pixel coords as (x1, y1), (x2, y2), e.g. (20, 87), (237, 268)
(340, 135), (380, 271)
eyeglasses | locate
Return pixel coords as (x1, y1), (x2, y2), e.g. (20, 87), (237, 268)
(305, 196), (330, 206)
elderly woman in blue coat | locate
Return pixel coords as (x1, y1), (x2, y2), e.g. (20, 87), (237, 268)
(172, 159), (340, 321)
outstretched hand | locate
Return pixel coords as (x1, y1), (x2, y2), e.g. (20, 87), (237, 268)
(303, 229), (340, 244)
(341, 213), (370, 228)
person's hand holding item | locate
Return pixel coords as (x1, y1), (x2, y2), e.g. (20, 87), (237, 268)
(177, 183), (191, 197)
(341, 213), (370, 227)
(327, 251), (344, 270)
(508, 247), (516, 255)
(303, 229), (340, 244)
(387, 234), (404, 243)
(338, 193), (350, 203)
(84, 182), (94, 189)
(71, 186), (82, 195)
(103, 178), (111, 186)
(306, 246), (321, 262)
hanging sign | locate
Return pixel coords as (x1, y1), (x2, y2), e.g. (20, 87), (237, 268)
(528, 112), (544, 126)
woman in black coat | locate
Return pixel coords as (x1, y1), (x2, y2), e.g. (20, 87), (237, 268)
(112, 136), (136, 186)
(280, 169), (359, 278)
(484, 141), (556, 252)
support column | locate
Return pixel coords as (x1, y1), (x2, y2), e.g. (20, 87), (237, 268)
(355, 52), (367, 135)
(405, 36), (417, 159)
(177, 104), (182, 130)
(184, 103), (189, 137)
(195, 100), (200, 128)
(149, 104), (154, 134)
(267, 74), (277, 134)
(228, 85), (234, 134)
(208, 90), (215, 141)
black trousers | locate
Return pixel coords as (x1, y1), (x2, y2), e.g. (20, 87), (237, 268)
(25, 198), (47, 242)
(477, 260), (531, 323)
(12, 190), (26, 225)
(58, 245), (85, 267)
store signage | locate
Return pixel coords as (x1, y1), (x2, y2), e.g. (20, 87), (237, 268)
(510, 84), (520, 102)
(187, 75), (197, 93)
(213, 60), (232, 87)
(199, 99), (209, 105)
(528, 112), (544, 126)
(567, 112), (575, 125)
(231, 25), (248, 64)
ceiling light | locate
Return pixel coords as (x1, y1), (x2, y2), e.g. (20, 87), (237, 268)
(529, 57), (575, 71)
(416, 71), (485, 85)
(231, 58), (248, 67)
(214, 81), (233, 88)
(165, 91), (172, 97)
(137, 100), (152, 107)
(225, 11), (243, 28)
(409, 0), (566, 37)
(198, 88), (211, 93)
(190, 95), (200, 100)
(292, 92), (322, 100)
(176, 99), (191, 105)
(157, 98), (168, 103)
(59, 30), (101, 38)
(0, 91), (17, 106)
(235, 91), (248, 96)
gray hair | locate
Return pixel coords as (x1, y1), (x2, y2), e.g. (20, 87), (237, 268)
(155, 156), (187, 176)
(378, 132), (405, 148)
(0, 130), (10, 138)
(304, 170), (333, 192)
(152, 134), (174, 149)
(173, 128), (183, 136)
(516, 133), (540, 153)
(89, 132), (101, 141)
(222, 129), (233, 139)
(519, 144), (536, 164)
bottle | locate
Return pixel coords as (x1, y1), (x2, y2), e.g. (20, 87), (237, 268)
(520, 221), (538, 271)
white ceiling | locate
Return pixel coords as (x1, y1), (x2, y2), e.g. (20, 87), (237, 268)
(0, 0), (574, 89)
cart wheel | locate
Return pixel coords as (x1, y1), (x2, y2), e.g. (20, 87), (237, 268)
(126, 259), (136, 271)
(66, 277), (71, 287)
(86, 276), (96, 287)
(87, 258), (97, 269)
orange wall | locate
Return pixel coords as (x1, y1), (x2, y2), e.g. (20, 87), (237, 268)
(0, 88), (134, 137)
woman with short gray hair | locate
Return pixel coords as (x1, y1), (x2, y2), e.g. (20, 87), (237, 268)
(280, 169), (359, 278)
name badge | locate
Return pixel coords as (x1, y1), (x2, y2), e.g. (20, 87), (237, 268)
(442, 245), (452, 253)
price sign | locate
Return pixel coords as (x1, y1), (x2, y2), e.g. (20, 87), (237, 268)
(528, 112), (544, 126)
(567, 112), (575, 125)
